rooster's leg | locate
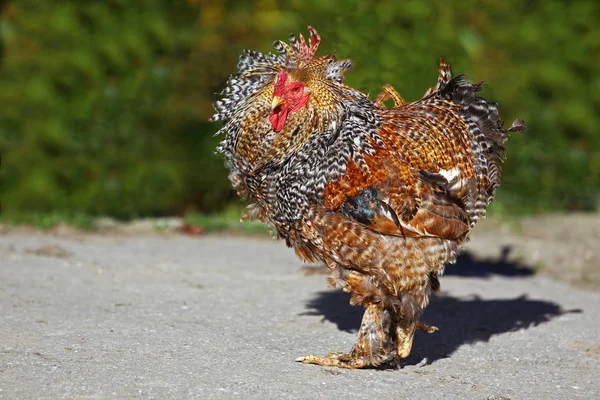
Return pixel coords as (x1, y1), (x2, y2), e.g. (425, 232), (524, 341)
(396, 322), (417, 358)
(297, 302), (396, 369)
(374, 84), (406, 108)
(396, 321), (438, 358)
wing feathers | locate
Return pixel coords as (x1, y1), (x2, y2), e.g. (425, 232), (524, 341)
(338, 172), (470, 241)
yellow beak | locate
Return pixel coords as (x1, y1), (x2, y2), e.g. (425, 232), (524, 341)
(271, 96), (285, 110)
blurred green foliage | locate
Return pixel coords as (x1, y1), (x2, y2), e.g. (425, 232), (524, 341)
(0, 0), (598, 218)
(184, 206), (270, 236)
(0, 211), (94, 230)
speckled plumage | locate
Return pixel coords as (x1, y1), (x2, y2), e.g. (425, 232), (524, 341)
(212, 27), (525, 368)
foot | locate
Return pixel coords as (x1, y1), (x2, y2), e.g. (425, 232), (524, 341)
(416, 321), (439, 334)
(295, 352), (369, 369)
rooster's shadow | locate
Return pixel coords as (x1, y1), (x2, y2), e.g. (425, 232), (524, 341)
(300, 250), (580, 365)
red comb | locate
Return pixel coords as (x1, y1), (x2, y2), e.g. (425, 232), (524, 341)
(292, 26), (321, 62)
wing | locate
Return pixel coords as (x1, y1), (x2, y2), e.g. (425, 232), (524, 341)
(324, 158), (471, 241)
(322, 104), (475, 241)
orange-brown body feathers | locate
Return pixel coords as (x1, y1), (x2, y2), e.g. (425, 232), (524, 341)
(212, 27), (524, 368)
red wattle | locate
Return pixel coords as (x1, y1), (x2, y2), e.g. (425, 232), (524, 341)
(270, 106), (289, 132)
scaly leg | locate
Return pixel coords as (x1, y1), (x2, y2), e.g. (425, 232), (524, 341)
(375, 84), (406, 108)
(396, 320), (439, 359)
(297, 302), (396, 369)
(396, 322), (416, 358)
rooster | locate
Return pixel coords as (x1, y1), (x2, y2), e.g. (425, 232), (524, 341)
(211, 27), (524, 369)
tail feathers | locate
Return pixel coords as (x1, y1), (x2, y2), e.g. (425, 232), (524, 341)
(423, 59), (452, 97)
(436, 71), (525, 223)
(508, 118), (526, 132)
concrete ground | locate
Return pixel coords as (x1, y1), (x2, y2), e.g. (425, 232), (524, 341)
(0, 231), (598, 399)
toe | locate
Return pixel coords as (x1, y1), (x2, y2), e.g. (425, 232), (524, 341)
(297, 353), (368, 369)
(416, 321), (439, 333)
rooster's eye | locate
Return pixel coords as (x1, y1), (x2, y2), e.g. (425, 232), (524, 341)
(292, 87), (300, 93)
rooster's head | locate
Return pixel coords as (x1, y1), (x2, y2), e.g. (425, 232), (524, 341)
(213, 27), (364, 168)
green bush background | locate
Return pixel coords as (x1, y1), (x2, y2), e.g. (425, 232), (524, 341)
(1, 0), (598, 219)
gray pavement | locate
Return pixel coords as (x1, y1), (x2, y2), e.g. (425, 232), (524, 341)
(0, 233), (599, 399)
